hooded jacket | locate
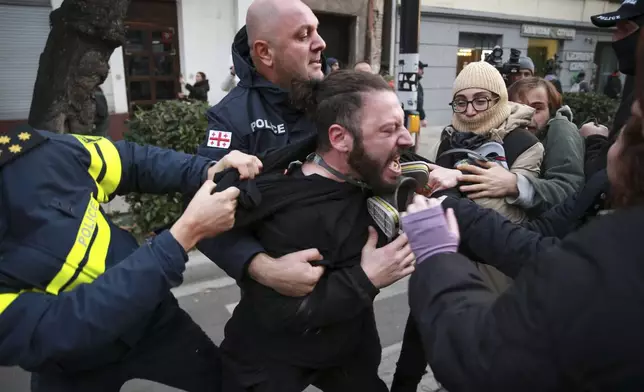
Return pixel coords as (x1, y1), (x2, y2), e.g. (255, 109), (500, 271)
(438, 102), (545, 224)
(436, 102), (544, 293)
(195, 27), (326, 280)
(517, 106), (584, 214)
(196, 27), (319, 163)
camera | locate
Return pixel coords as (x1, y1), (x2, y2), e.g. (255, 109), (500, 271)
(484, 46), (521, 85)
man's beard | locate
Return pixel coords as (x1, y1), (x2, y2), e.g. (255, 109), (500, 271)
(348, 137), (400, 194)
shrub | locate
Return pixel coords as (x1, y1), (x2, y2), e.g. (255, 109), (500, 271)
(123, 100), (209, 236)
(562, 92), (619, 129)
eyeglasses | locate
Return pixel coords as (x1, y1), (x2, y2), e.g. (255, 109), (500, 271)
(449, 97), (499, 113)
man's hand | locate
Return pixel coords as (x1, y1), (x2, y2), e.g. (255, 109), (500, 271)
(579, 122), (609, 138)
(170, 182), (240, 251)
(427, 164), (461, 194)
(458, 161), (518, 199)
(360, 227), (415, 289)
(421, 119), (428, 128)
(248, 250), (325, 297)
(208, 150), (263, 181)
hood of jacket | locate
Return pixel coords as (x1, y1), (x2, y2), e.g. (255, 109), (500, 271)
(552, 105), (573, 123)
(539, 104), (576, 140)
(231, 27), (328, 103)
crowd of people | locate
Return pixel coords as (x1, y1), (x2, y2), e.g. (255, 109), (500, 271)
(1, 0), (644, 391)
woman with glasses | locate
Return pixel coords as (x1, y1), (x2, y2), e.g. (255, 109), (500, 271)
(431, 61), (544, 291)
(391, 61), (544, 392)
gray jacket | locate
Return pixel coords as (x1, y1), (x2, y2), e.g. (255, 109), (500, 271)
(508, 106), (585, 213)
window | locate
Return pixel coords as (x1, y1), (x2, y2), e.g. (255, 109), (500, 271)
(456, 33), (501, 75)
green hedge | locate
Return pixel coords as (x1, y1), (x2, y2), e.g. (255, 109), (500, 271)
(562, 92), (619, 129)
(123, 100), (209, 236)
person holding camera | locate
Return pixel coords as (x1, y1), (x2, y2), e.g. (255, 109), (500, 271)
(508, 56), (535, 84)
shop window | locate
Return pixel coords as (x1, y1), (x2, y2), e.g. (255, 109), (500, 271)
(527, 38), (560, 76)
(456, 33), (501, 75)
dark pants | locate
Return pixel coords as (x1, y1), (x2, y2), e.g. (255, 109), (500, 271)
(31, 309), (222, 392)
(221, 322), (387, 392)
(391, 314), (428, 392)
(221, 358), (388, 392)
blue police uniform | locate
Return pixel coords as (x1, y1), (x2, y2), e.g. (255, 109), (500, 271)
(197, 26), (317, 163)
(195, 27), (324, 280)
(0, 126), (221, 391)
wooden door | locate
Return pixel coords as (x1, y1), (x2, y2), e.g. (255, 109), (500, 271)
(123, 0), (180, 112)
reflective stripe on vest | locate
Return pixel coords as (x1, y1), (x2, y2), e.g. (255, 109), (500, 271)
(45, 195), (111, 294)
(71, 135), (123, 203)
(0, 292), (20, 314)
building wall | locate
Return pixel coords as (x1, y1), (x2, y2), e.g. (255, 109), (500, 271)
(401, 8), (614, 127)
(419, 0), (620, 22)
(177, 0), (236, 106)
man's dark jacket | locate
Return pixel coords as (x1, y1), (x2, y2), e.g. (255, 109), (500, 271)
(409, 206), (644, 391)
(211, 136), (383, 372)
(196, 27), (324, 279)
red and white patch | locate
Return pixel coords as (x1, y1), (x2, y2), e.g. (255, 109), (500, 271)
(206, 130), (232, 149)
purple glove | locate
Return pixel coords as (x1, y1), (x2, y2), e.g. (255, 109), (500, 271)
(401, 204), (458, 263)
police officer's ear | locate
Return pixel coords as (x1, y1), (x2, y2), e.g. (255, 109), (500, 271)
(328, 124), (353, 154)
(251, 39), (274, 67)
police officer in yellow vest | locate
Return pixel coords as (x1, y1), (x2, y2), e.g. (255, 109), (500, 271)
(0, 124), (261, 391)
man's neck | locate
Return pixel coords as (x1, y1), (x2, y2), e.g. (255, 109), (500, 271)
(302, 150), (355, 182)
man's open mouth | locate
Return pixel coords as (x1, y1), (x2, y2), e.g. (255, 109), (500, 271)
(388, 156), (402, 176)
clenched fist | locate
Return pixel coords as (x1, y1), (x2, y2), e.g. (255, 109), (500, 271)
(170, 181), (240, 250)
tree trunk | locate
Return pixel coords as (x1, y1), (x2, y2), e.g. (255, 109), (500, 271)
(28, 0), (131, 134)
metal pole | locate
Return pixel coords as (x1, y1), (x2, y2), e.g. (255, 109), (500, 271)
(395, 0), (421, 149)
(388, 0), (397, 76)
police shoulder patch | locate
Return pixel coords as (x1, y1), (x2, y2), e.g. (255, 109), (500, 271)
(0, 124), (48, 169)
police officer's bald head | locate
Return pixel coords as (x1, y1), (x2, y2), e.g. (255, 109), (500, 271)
(246, 0), (326, 89)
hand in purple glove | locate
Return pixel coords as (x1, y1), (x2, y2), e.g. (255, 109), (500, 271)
(401, 196), (460, 264)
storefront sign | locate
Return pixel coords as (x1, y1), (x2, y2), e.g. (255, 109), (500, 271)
(565, 52), (594, 62)
(521, 24), (576, 40)
(569, 62), (586, 71)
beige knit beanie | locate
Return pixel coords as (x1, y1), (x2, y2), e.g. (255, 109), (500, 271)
(451, 61), (511, 134)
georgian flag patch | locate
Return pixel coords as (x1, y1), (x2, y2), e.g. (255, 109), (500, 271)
(207, 130), (232, 149)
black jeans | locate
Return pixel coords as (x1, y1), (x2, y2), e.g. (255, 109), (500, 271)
(31, 309), (222, 392)
(391, 314), (428, 392)
(221, 317), (387, 392)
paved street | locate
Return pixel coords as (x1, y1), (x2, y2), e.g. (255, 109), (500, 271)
(0, 128), (444, 392)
